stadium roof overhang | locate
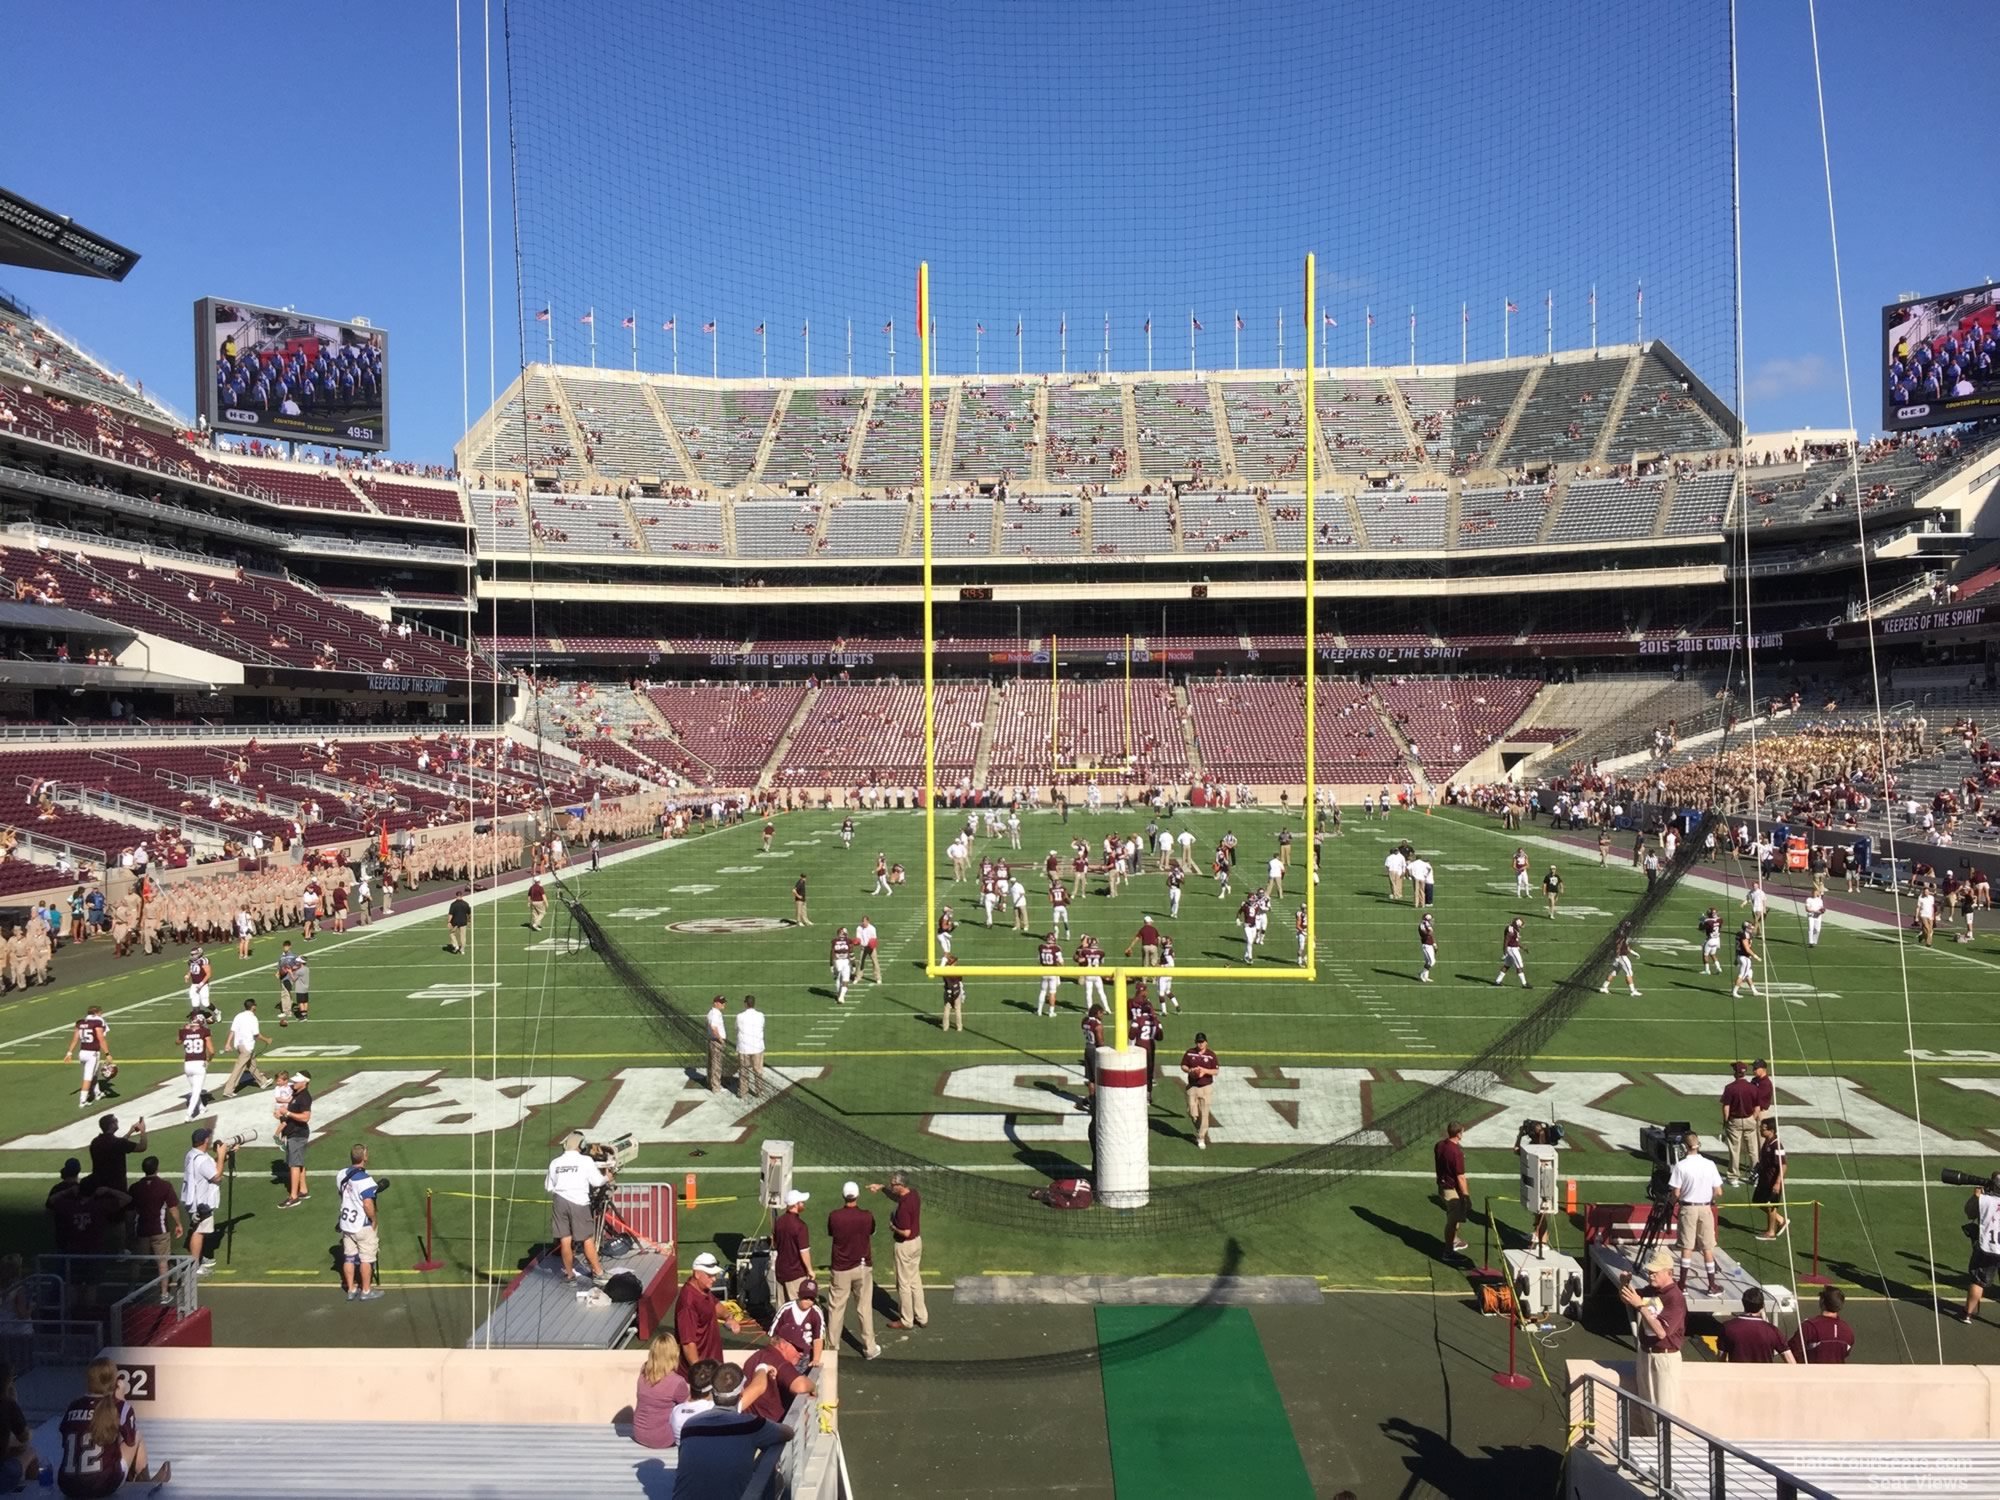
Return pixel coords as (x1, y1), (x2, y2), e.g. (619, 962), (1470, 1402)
(0, 600), (136, 638)
(0, 187), (140, 282)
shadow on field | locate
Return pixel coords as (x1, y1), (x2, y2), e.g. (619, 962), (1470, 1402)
(1826, 1253), (1942, 1313)
(1382, 1416), (1556, 1500)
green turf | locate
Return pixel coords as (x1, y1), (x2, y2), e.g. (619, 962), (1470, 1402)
(1096, 1305), (1313, 1499)
(3, 803), (1995, 1352)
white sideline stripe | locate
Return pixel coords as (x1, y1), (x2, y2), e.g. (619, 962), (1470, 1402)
(0, 828), (707, 1052)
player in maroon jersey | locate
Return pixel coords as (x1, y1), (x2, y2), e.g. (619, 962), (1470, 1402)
(1078, 1002), (1104, 1111)
(1036, 934), (1065, 1017)
(62, 1005), (113, 1109)
(176, 1009), (213, 1122)
(1048, 880), (1071, 939)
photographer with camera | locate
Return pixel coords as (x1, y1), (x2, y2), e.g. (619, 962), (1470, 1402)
(1617, 1248), (1687, 1434)
(546, 1129), (608, 1285)
(1954, 1169), (2000, 1324)
(180, 1127), (239, 1276)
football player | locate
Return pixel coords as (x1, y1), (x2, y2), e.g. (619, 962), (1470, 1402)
(177, 1006), (214, 1121)
(1036, 933), (1064, 1017)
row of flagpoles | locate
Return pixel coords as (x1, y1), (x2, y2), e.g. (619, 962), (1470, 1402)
(534, 284), (1646, 377)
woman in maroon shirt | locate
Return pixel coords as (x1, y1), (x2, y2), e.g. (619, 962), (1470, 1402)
(56, 1358), (167, 1497)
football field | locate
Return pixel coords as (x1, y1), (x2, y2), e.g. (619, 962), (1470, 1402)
(5, 803), (1997, 1353)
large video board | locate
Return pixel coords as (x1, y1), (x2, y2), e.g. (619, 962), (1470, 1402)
(1883, 282), (2000, 433)
(194, 297), (389, 451)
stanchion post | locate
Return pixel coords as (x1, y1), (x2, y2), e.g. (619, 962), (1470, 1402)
(1476, 1193), (1502, 1280)
(1797, 1199), (1830, 1286)
(413, 1187), (445, 1272)
(1492, 1304), (1532, 1391)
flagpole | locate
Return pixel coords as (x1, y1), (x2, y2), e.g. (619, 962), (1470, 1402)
(1146, 319), (1153, 374)
(545, 303), (555, 366)
(1546, 291), (1553, 359)
(1636, 281), (1644, 345)
(1188, 312), (1195, 375)
(1504, 300), (1511, 362)
(975, 324), (982, 376)
(804, 320), (811, 379)
(672, 320), (679, 376)
(1407, 307), (1414, 369)
(889, 321), (896, 379)
(1233, 312), (1240, 372)
(629, 313), (637, 371)
(1460, 303), (1467, 365)
(846, 319), (853, 379)
(1102, 312), (1108, 377)
(710, 323), (717, 380)
(588, 307), (596, 369)
(1318, 315), (1325, 373)
(1365, 307), (1372, 369)
(1590, 285), (1598, 352)
(1015, 316), (1022, 377)
(1277, 307), (1284, 373)
(760, 324), (767, 379)
(1060, 313), (1067, 376)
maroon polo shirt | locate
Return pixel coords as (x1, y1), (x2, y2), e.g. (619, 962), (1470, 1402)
(828, 1205), (875, 1271)
(891, 1189), (922, 1242)
(1717, 1315), (1788, 1363)
(673, 1275), (721, 1369)
(1788, 1314), (1855, 1365)
(129, 1175), (179, 1238)
(1434, 1137), (1466, 1193)
(1749, 1075), (1775, 1111)
(741, 1346), (801, 1424)
(1639, 1283), (1688, 1353)
(1721, 1079), (1759, 1120)
(774, 1211), (811, 1282)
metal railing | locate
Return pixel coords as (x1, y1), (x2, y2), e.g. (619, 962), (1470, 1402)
(1569, 1371), (1836, 1500)
(107, 1255), (199, 1346)
(0, 456), (290, 546)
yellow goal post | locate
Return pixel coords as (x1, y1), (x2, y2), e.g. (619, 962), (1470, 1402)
(918, 257), (1323, 1047)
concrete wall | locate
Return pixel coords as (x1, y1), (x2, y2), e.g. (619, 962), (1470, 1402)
(1567, 1357), (2000, 1443)
(116, 630), (243, 686)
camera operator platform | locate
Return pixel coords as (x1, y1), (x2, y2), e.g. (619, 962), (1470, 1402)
(470, 1130), (682, 1350)
(1581, 1124), (1785, 1319)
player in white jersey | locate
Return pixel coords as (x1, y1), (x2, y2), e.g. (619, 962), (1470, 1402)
(177, 1009), (213, 1120)
(186, 947), (214, 1021)
(1598, 923), (1641, 997)
(1036, 936), (1064, 1017)
(1166, 860), (1185, 918)
(1742, 879), (1769, 936)
(829, 928), (854, 1006)
(935, 905), (956, 959)
(1156, 937), (1179, 1012)
(873, 854), (892, 897)
(1253, 892), (1270, 946)
(1514, 848), (1531, 899)
(981, 875), (999, 926)
(1007, 810), (1022, 849)
(1075, 936), (1107, 1007)
(1804, 890), (1825, 947)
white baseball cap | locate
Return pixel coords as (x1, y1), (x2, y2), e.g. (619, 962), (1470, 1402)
(841, 1180), (860, 1199)
(783, 1189), (810, 1207)
(692, 1252), (724, 1275)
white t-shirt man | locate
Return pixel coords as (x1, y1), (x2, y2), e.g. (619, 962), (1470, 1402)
(544, 1147), (606, 1207)
(1975, 1191), (2000, 1258)
(669, 1395), (715, 1442)
(1668, 1149), (1724, 1207)
(736, 1004), (767, 1057)
(226, 1008), (262, 1056)
(1385, 850), (1408, 883)
(1408, 857), (1434, 891)
(182, 1146), (220, 1215)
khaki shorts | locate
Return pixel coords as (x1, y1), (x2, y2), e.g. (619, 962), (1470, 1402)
(341, 1225), (380, 1264)
(551, 1196), (597, 1244)
(188, 1204), (216, 1237)
(141, 1233), (171, 1259)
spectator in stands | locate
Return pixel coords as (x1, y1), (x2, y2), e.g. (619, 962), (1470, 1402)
(631, 1326), (690, 1449)
(669, 1359), (720, 1442)
(54, 1357), (168, 1496)
(742, 1328), (816, 1425)
(1789, 1286), (1855, 1364)
(673, 1364), (793, 1500)
(0, 1360), (39, 1491)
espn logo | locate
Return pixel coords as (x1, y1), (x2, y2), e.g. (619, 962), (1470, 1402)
(225, 408), (262, 424)
(1897, 403), (1932, 420)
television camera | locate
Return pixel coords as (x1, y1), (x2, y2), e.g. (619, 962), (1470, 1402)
(1940, 1168), (2000, 1190)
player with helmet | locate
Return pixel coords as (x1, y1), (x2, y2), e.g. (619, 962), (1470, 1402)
(935, 903), (955, 961)
(1036, 933), (1064, 1017)
(1699, 906), (1723, 974)
(1599, 922), (1642, 997)
(186, 947), (217, 1025)
(177, 1007), (214, 1121)
(63, 1004), (115, 1109)
(828, 927), (854, 1006)
(1075, 933), (1107, 1009)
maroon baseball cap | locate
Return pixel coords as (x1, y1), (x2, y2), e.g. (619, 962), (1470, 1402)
(797, 1278), (819, 1300)
(1731, 1061), (1748, 1076)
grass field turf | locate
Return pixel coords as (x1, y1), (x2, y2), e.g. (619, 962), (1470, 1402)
(4, 803), (1998, 1354)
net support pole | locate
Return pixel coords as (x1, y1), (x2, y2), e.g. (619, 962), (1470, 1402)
(1301, 253), (1319, 977)
(1094, 970), (1150, 1209)
(920, 262), (938, 968)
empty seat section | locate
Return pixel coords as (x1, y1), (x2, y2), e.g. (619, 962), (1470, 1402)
(1456, 484), (1551, 549)
(952, 384), (1037, 482)
(1219, 381), (1306, 483)
(1047, 383), (1128, 484)
(1547, 477), (1664, 544)
(777, 681), (985, 782)
(763, 388), (864, 486)
(1499, 356), (1627, 467)
(1176, 491), (1265, 553)
(1132, 382), (1220, 481)
(656, 386), (774, 488)
(998, 495), (1082, 556)
(642, 684), (807, 782)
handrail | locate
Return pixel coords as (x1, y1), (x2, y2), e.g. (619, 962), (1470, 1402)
(1569, 1371), (1838, 1500)
(0, 820), (106, 867)
(0, 453), (290, 546)
(68, 787), (241, 849)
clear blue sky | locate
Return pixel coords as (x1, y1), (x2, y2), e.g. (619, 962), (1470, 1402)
(0, 0), (1992, 463)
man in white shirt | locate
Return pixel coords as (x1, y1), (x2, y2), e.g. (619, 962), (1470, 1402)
(1384, 847), (1408, 901)
(181, 1128), (231, 1275)
(1668, 1133), (1725, 1293)
(220, 999), (272, 1097)
(1960, 1174), (2000, 1324)
(705, 994), (729, 1095)
(1265, 853), (1285, 901)
(337, 1144), (384, 1302)
(855, 917), (881, 984)
(736, 994), (767, 1099)
(544, 1129), (607, 1284)
(1407, 855), (1435, 909)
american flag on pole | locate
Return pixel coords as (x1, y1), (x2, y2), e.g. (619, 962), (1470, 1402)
(662, 318), (676, 331)
(1366, 312), (1374, 327)
(1014, 318), (1022, 337)
(701, 321), (716, 334)
(1191, 315), (1203, 331)
(1235, 313), (1244, 331)
(883, 320), (893, 334)
(620, 315), (635, 329)
(976, 322), (986, 335)
(754, 323), (765, 336)
(1636, 283), (1644, 306)
(579, 311), (594, 324)
(1144, 318), (1151, 334)
(1506, 301), (1518, 313)
(1324, 312), (1336, 327)
(535, 307), (550, 322)
(1060, 315), (1067, 335)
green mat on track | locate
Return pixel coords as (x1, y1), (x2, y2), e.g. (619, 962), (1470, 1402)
(1096, 1306), (1315, 1499)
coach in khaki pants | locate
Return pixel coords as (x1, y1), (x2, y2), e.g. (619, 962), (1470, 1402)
(705, 995), (729, 1094)
(827, 1182), (881, 1360)
(873, 1173), (927, 1329)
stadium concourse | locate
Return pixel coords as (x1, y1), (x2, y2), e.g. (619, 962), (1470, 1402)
(7, 290), (2000, 1496)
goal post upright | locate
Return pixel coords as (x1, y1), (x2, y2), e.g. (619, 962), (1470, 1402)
(1303, 250), (1319, 983)
(920, 260), (938, 966)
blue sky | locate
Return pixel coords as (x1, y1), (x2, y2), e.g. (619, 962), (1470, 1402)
(1, 1), (1993, 462)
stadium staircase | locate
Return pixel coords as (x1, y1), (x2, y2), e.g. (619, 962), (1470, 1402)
(1383, 375), (1425, 462)
(637, 382), (702, 486)
(720, 495), (740, 553)
(746, 391), (786, 485)
(1027, 382), (1051, 488)
(934, 382), (962, 479)
(1535, 472), (1573, 544)
(1078, 496), (1094, 552)
(65, 554), (286, 668)
(1484, 364), (1543, 470)
(1119, 384), (1143, 484)
(970, 682), (1001, 786)
(1173, 683), (1204, 778)
(1649, 472), (1680, 539)
(1591, 351), (1646, 466)
(757, 684), (819, 786)
(844, 389), (876, 483)
(1365, 689), (1427, 790)
(1253, 493), (1277, 549)
(1207, 380), (1239, 483)
(1443, 481), (1465, 543)
(542, 377), (599, 484)
(609, 487), (649, 552)
(631, 695), (719, 783)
